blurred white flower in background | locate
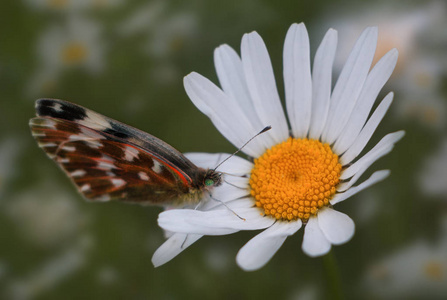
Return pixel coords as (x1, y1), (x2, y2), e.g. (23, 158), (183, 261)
(27, 16), (106, 96)
(203, 243), (232, 273)
(27, 68), (60, 97)
(117, 0), (165, 35)
(118, 1), (198, 85)
(419, 139), (447, 197)
(5, 235), (93, 300)
(118, 1), (197, 58)
(323, 2), (447, 129)
(287, 285), (320, 300)
(38, 16), (105, 72)
(96, 266), (119, 286)
(0, 138), (22, 198)
(393, 57), (446, 129)
(23, 0), (123, 12)
(146, 12), (197, 58)
(354, 191), (381, 226)
(5, 185), (89, 248)
(364, 236), (447, 298)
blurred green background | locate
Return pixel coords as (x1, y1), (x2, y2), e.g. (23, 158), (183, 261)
(1, 0), (446, 299)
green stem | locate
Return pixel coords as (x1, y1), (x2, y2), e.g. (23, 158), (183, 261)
(322, 251), (345, 300)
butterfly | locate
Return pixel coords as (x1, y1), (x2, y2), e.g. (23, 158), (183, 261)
(29, 99), (223, 207)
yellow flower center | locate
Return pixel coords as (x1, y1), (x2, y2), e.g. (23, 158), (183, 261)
(424, 261), (443, 281)
(249, 138), (342, 221)
(61, 42), (89, 65)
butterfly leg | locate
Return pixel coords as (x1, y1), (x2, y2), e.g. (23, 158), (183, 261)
(194, 201), (203, 210)
(209, 193), (246, 221)
(180, 234), (189, 249)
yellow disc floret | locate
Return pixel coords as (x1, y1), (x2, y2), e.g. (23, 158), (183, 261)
(249, 138), (342, 221)
(61, 42), (89, 65)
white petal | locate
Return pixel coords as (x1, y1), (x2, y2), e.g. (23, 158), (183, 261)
(341, 131), (405, 178)
(322, 27), (378, 144)
(223, 175), (250, 189)
(337, 92), (394, 160)
(214, 45), (267, 133)
(333, 49), (398, 154)
(225, 197), (256, 209)
(308, 28), (338, 140)
(184, 152), (253, 175)
(330, 170), (390, 205)
(337, 134), (396, 191)
(337, 161), (380, 192)
(199, 186), (250, 211)
(283, 23), (312, 138)
(241, 31), (289, 144)
(302, 216), (331, 257)
(152, 233), (202, 267)
(236, 220), (302, 271)
(184, 72), (267, 157)
(208, 183), (250, 203)
(198, 196), (255, 212)
(318, 208), (355, 245)
(158, 207), (275, 235)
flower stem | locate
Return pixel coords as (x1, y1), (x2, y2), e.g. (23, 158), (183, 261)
(322, 251), (345, 300)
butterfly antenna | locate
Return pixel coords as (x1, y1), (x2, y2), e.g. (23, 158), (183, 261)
(213, 125), (271, 172)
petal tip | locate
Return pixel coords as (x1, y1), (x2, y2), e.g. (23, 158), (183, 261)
(389, 48), (399, 56)
(376, 169), (391, 180)
(244, 31), (260, 39)
(395, 130), (406, 140)
(184, 72), (197, 81)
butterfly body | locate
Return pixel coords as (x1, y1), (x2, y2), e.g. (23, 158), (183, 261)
(30, 99), (222, 206)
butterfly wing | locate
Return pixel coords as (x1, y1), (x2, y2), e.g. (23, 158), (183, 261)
(30, 99), (206, 205)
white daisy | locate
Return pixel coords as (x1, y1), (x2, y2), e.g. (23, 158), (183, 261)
(364, 237), (447, 298)
(118, 1), (198, 59)
(37, 16), (105, 74)
(27, 16), (105, 96)
(153, 23), (404, 271)
(0, 138), (21, 198)
(6, 185), (89, 248)
(419, 139), (447, 197)
(7, 235), (92, 300)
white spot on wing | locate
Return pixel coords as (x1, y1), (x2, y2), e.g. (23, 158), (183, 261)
(69, 135), (84, 141)
(79, 110), (112, 131)
(52, 102), (63, 113)
(59, 158), (70, 163)
(38, 142), (57, 148)
(152, 160), (163, 174)
(33, 119), (56, 129)
(124, 146), (139, 161)
(111, 178), (125, 188)
(97, 161), (116, 171)
(88, 141), (102, 149)
(81, 184), (91, 192)
(71, 169), (86, 177)
(138, 172), (150, 181)
(80, 127), (105, 139)
(62, 145), (76, 152)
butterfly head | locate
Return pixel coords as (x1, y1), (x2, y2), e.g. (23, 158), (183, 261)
(203, 169), (223, 189)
